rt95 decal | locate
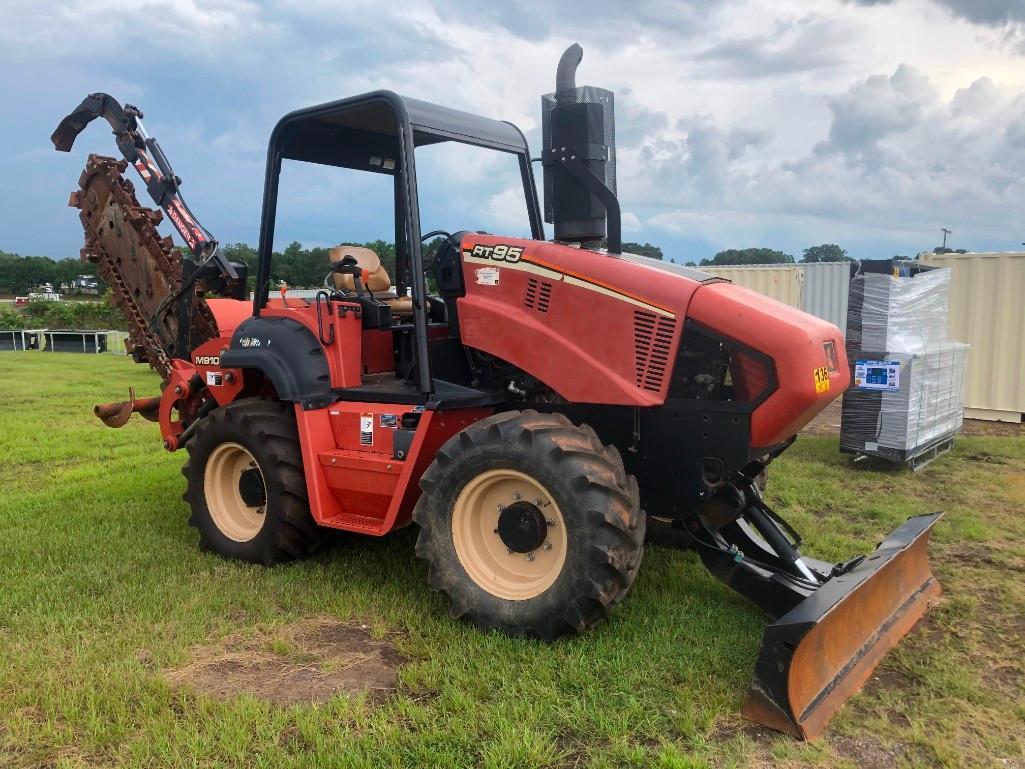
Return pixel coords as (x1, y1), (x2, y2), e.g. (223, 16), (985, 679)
(469, 243), (523, 263)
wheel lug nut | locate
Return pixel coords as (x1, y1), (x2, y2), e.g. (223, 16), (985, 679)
(543, 542), (552, 551)
(534, 497), (543, 506)
(507, 547), (513, 554)
(546, 519), (556, 527)
(512, 491), (522, 500)
(526, 553), (535, 561)
(497, 504), (505, 512)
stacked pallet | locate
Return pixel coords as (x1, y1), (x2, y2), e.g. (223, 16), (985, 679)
(841, 267), (969, 468)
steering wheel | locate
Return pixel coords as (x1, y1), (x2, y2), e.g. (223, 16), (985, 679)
(421, 229), (453, 271)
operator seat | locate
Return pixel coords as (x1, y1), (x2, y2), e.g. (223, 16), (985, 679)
(329, 245), (413, 315)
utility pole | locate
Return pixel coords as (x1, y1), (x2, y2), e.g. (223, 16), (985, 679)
(941, 228), (951, 250)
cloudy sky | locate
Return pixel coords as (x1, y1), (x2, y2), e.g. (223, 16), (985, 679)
(3, 0), (1025, 262)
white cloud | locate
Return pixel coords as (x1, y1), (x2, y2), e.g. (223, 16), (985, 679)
(622, 212), (642, 233)
(4, 0), (1025, 260)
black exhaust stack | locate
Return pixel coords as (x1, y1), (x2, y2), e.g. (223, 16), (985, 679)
(542, 44), (621, 253)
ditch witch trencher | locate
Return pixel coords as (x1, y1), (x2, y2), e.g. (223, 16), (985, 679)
(52, 44), (942, 739)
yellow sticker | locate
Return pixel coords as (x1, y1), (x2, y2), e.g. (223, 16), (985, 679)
(813, 366), (830, 394)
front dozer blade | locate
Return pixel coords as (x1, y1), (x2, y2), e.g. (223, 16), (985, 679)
(741, 513), (942, 739)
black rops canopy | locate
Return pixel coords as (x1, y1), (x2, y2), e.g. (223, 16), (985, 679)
(254, 90), (544, 396)
(273, 91), (533, 174)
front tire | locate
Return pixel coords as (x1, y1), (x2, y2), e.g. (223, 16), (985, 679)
(183, 399), (324, 565)
(413, 410), (645, 640)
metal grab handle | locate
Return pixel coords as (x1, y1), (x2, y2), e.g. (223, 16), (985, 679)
(315, 291), (335, 346)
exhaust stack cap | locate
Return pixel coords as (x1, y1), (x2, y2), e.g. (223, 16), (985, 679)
(541, 44), (618, 246)
(556, 43), (583, 93)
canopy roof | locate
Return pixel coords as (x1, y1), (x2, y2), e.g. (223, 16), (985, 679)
(272, 90), (530, 172)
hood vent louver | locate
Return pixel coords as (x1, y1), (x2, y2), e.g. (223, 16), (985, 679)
(525, 277), (553, 313)
(634, 310), (674, 392)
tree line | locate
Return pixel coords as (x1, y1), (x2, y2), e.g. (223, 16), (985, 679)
(218, 240), (666, 290)
(1, 239), (925, 297)
(696, 243), (852, 266)
(0, 300), (125, 331)
(0, 251), (106, 295)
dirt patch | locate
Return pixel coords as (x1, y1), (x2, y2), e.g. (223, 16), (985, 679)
(801, 398), (1023, 438)
(710, 717), (778, 748)
(960, 419), (1025, 437)
(943, 542), (1025, 573)
(165, 617), (404, 706)
(861, 665), (917, 701)
(829, 733), (915, 769)
(801, 399), (845, 437)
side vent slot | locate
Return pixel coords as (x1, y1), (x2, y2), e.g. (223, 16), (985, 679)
(634, 310), (675, 392)
(524, 278), (553, 313)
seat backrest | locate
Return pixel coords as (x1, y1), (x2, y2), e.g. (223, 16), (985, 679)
(329, 245), (391, 293)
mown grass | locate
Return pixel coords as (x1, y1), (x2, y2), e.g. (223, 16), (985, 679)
(0, 352), (1022, 768)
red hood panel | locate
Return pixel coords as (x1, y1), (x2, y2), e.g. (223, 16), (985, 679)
(687, 283), (849, 447)
(456, 235), (848, 447)
(457, 235), (707, 405)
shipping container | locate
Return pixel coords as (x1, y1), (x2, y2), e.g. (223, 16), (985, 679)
(802, 262), (850, 332)
(698, 264), (804, 308)
(920, 251), (1025, 422)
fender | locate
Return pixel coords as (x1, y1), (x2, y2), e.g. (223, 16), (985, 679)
(220, 317), (332, 407)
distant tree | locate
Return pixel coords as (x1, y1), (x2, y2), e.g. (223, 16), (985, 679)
(0, 250), (104, 295)
(700, 248), (794, 266)
(219, 242), (258, 291)
(597, 239), (663, 259)
(801, 243), (850, 263)
(622, 241), (663, 260)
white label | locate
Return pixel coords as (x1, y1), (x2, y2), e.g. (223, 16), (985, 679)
(475, 267), (500, 286)
(854, 360), (901, 392)
(206, 371), (223, 387)
(360, 413), (374, 445)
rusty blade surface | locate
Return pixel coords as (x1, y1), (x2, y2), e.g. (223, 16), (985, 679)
(70, 154), (216, 379)
(741, 513), (943, 740)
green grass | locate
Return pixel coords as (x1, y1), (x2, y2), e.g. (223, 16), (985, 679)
(0, 352), (1022, 768)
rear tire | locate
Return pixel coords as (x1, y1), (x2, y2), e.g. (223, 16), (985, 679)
(182, 398), (324, 565)
(414, 410), (645, 640)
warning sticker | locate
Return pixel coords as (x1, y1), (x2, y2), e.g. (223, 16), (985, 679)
(380, 414), (397, 428)
(359, 413), (374, 445)
(475, 267), (500, 286)
(206, 371), (223, 387)
(813, 366), (830, 394)
(854, 360), (900, 392)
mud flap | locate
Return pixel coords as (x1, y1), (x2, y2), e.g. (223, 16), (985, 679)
(741, 513), (943, 739)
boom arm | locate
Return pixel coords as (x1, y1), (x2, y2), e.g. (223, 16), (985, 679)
(52, 94), (248, 379)
(51, 92), (236, 280)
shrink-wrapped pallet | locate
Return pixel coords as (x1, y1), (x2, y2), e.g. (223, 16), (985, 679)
(840, 267), (968, 466)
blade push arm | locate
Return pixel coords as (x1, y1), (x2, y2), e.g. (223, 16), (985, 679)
(51, 93), (236, 280)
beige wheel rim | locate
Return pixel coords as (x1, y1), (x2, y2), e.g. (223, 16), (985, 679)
(451, 469), (568, 600)
(204, 442), (267, 542)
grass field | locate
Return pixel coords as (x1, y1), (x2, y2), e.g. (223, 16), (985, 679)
(1, 352), (1023, 768)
